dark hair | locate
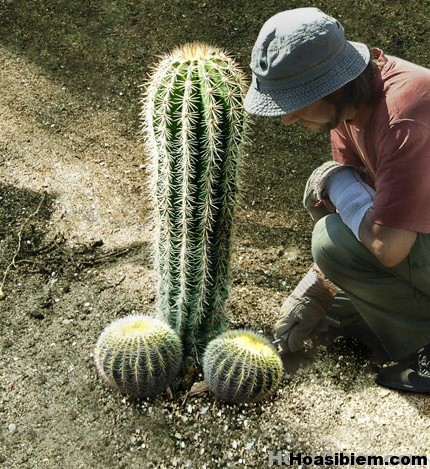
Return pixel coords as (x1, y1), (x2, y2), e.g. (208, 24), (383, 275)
(323, 50), (377, 111)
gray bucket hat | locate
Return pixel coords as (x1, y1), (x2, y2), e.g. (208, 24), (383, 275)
(244, 8), (370, 116)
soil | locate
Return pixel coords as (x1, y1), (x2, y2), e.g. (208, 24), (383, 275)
(1, 2), (430, 468)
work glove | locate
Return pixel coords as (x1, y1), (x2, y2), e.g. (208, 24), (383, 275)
(304, 161), (375, 241)
(274, 267), (338, 352)
(303, 161), (345, 221)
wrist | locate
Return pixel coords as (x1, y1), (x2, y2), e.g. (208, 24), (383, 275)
(326, 168), (375, 240)
(291, 267), (338, 310)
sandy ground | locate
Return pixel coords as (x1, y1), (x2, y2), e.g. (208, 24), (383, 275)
(1, 3), (430, 468)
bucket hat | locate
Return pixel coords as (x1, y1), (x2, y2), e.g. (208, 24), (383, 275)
(244, 8), (370, 116)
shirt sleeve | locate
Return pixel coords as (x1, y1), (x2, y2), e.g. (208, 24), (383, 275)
(330, 127), (363, 167)
(371, 120), (430, 233)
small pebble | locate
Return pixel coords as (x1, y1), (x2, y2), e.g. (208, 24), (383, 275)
(8, 423), (16, 433)
(245, 441), (254, 450)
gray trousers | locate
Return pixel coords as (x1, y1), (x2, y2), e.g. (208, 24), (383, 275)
(312, 214), (430, 360)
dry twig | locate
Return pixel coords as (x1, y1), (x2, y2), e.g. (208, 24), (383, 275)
(0, 192), (47, 300)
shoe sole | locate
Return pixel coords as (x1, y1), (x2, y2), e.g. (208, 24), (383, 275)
(375, 376), (430, 393)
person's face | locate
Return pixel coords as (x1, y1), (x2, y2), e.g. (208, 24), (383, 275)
(280, 99), (343, 133)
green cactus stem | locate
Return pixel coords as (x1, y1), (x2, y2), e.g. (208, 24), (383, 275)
(94, 315), (182, 398)
(203, 330), (283, 404)
(142, 43), (248, 364)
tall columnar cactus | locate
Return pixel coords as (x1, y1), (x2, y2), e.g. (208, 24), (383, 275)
(142, 43), (248, 364)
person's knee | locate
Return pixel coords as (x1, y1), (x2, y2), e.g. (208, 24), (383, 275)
(311, 214), (355, 273)
(312, 214), (343, 258)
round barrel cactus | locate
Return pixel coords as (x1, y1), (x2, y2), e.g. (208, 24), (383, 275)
(203, 330), (283, 404)
(141, 42), (249, 365)
(94, 315), (182, 398)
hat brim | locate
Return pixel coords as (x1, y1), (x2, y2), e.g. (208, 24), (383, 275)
(244, 41), (370, 117)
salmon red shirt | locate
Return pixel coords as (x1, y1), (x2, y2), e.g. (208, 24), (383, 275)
(331, 48), (430, 233)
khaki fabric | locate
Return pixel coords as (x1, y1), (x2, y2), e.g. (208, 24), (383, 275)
(312, 214), (430, 360)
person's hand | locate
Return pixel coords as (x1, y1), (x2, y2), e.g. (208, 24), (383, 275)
(274, 294), (329, 352)
(303, 161), (345, 221)
(274, 267), (338, 352)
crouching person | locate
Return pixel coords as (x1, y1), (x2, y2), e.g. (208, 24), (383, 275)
(244, 8), (430, 392)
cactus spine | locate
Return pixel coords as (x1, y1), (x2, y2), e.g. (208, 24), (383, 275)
(142, 43), (248, 364)
(203, 330), (283, 404)
(94, 315), (183, 398)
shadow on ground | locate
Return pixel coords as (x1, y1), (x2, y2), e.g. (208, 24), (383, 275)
(0, 182), (152, 292)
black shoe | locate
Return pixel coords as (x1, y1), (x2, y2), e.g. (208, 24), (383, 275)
(376, 344), (430, 393)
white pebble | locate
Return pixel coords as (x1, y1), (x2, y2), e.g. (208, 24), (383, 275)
(8, 423), (16, 433)
(245, 441), (254, 450)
